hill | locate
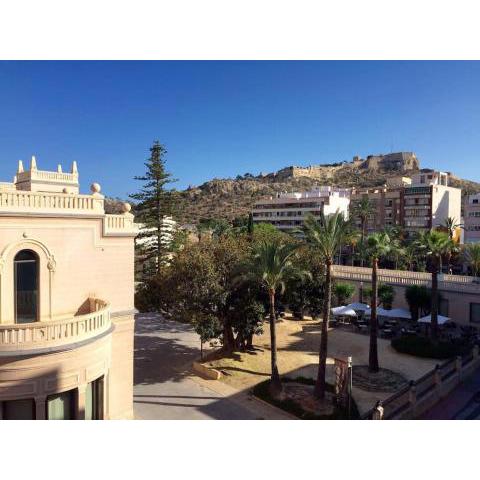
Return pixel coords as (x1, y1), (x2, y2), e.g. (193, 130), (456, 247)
(176, 155), (480, 224)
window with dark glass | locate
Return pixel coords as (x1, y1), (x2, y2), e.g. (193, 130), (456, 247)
(85, 376), (104, 420)
(470, 303), (480, 324)
(47, 390), (75, 420)
(14, 250), (39, 324)
(0, 398), (35, 420)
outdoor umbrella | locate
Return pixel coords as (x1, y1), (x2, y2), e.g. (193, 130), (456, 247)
(331, 306), (357, 317)
(346, 302), (371, 312)
(418, 314), (451, 325)
(387, 308), (412, 320)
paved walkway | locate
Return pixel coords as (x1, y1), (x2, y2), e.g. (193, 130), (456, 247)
(422, 367), (480, 420)
(133, 313), (292, 420)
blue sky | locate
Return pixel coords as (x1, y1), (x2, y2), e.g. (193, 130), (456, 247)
(0, 61), (479, 198)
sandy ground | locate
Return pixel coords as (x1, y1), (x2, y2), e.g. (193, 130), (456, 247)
(205, 318), (438, 415)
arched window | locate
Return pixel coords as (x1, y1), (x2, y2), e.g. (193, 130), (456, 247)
(14, 250), (39, 324)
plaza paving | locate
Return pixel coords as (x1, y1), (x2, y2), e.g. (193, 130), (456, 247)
(133, 313), (292, 420)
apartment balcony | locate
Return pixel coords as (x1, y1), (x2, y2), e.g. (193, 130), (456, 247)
(0, 299), (111, 354)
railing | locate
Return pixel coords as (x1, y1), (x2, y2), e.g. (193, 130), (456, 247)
(17, 169), (78, 184)
(0, 190), (104, 214)
(364, 346), (480, 419)
(0, 299), (111, 352)
(104, 213), (138, 236)
(332, 265), (480, 293)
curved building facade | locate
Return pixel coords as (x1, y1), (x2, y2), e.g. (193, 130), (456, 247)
(0, 158), (138, 420)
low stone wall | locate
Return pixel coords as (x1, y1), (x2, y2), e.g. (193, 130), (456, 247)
(364, 345), (480, 419)
(192, 361), (222, 380)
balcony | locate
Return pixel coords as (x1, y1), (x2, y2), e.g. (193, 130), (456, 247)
(0, 189), (104, 215)
(0, 190), (138, 236)
(0, 299), (111, 353)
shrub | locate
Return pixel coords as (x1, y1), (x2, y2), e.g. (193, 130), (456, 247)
(334, 282), (355, 306)
(391, 335), (472, 359)
(378, 283), (395, 309)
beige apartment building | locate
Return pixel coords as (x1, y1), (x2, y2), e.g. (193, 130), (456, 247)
(464, 193), (480, 243)
(350, 169), (462, 236)
(0, 157), (138, 420)
(252, 186), (350, 231)
(350, 176), (411, 233)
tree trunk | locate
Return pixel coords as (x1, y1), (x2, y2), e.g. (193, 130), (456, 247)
(222, 316), (235, 353)
(369, 258), (380, 373)
(268, 289), (282, 396)
(314, 259), (332, 399)
(360, 221), (366, 267)
(246, 332), (254, 350)
(431, 262), (439, 340)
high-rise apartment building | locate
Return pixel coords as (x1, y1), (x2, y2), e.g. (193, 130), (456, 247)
(350, 170), (461, 236)
(464, 193), (480, 243)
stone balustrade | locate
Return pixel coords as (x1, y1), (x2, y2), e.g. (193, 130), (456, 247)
(104, 213), (138, 236)
(332, 265), (480, 293)
(0, 189), (104, 214)
(17, 168), (78, 184)
(0, 299), (111, 353)
(365, 345), (480, 419)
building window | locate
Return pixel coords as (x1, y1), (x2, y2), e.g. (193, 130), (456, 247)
(0, 398), (35, 420)
(470, 303), (480, 324)
(85, 377), (104, 420)
(14, 250), (39, 324)
(47, 390), (75, 420)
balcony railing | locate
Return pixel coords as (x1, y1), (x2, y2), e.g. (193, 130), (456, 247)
(0, 299), (111, 352)
(0, 190), (104, 214)
(104, 213), (138, 236)
(332, 265), (480, 293)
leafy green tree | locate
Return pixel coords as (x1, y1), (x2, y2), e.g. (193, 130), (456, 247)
(241, 239), (306, 396)
(149, 235), (249, 353)
(333, 282), (355, 306)
(130, 141), (178, 275)
(193, 314), (222, 360)
(229, 284), (265, 351)
(415, 230), (453, 339)
(366, 232), (392, 372)
(303, 211), (349, 399)
(464, 243), (480, 277)
(405, 285), (431, 321)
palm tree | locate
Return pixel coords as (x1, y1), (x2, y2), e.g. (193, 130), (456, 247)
(415, 230), (452, 339)
(464, 243), (480, 277)
(443, 216), (462, 240)
(443, 217), (462, 273)
(303, 211), (349, 399)
(365, 232), (392, 372)
(247, 239), (307, 396)
(351, 197), (375, 266)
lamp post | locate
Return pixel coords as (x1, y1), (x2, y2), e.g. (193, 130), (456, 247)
(348, 356), (353, 419)
(359, 281), (364, 303)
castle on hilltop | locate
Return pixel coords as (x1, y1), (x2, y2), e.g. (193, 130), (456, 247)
(274, 151), (420, 180)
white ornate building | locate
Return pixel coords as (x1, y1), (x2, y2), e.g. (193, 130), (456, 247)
(0, 157), (138, 420)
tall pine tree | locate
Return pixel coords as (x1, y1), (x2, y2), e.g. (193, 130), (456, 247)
(130, 141), (178, 276)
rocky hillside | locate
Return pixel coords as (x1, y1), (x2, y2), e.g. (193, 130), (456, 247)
(176, 160), (480, 224)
